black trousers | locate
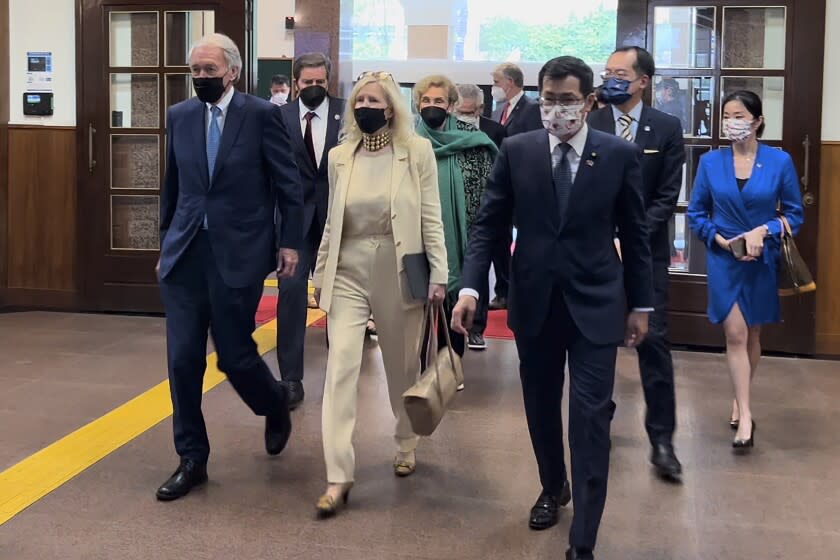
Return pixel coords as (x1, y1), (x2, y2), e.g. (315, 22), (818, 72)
(275, 228), (319, 382)
(635, 258), (676, 446)
(159, 231), (284, 464)
(515, 286), (617, 551)
(490, 228), (512, 299)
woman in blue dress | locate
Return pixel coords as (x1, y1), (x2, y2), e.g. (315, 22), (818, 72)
(687, 90), (804, 450)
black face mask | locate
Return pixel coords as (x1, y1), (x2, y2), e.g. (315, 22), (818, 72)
(299, 85), (327, 109)
(192, 76), (227, 104)
(354, 107), (388, 134)
(420, 106), (448, 129)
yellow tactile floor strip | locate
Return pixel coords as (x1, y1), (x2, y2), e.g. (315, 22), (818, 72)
(0, 309), (325, 526)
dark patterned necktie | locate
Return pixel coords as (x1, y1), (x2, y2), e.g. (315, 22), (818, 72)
(552, 142), (573, 224)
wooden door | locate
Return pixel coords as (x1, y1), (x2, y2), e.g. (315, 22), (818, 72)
(638, 0), (824, 354)
(76, 0), (253, 312)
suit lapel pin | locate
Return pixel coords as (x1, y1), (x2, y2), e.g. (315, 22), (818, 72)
(644, 125), (651, 132)
(334, 114), (340, 120)
(756, 162), (763, 168)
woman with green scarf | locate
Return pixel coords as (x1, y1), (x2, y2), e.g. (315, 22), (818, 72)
(414, 75), (498, 366)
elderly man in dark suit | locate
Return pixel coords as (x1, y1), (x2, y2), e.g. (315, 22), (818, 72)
(275, 53), (345, 408)
(589, 46), (686, 480)
(155, 33), (303, 501)
(453, 56), (653, 560)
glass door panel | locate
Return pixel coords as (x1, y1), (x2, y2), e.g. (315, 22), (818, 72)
(722, 7), (786, 70)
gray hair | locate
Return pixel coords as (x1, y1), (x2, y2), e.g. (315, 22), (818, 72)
(494, 62), (524, 88)
(190, 33), (242, 81)
(456, 83), (484, 108)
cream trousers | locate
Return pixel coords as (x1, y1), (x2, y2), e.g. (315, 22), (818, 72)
(322, 235), (425, 483)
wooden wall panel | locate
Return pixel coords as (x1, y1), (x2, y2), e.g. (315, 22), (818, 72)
(0, 0), (10, 298)
(6, 127), (77, 292)
(816, 142), (840, 356)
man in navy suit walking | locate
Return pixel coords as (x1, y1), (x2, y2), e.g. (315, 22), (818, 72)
(275, 52), (344, 408)
(155, 33), (303, 501)
(589, 46), (685, 480)
(452, 57), (653, 560)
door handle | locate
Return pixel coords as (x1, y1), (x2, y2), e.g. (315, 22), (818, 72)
(88, 123), (97, 173)
(801, 134), (810, 189)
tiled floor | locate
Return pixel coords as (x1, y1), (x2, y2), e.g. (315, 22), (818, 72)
(1, 311), (839, 559)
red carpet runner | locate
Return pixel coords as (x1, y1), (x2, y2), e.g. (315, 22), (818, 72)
(308, 309), (513, 340)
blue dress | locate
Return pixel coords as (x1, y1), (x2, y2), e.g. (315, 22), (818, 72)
(686, 144), (804, 325)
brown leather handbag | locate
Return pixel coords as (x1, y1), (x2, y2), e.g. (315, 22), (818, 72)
(777, 216), (816, 296)
(402, 301), (464, 436)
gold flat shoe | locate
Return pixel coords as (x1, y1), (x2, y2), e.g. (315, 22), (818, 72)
(315, 483), (353, 518)
(394, 452), (416, 477)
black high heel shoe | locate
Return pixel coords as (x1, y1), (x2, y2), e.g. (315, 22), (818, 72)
(733, 421), (755, 450)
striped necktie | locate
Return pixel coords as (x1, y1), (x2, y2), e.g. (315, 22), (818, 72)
(618, 113), (634, 142)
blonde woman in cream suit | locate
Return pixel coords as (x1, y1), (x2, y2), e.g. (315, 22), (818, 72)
(312, 71), (448, 517)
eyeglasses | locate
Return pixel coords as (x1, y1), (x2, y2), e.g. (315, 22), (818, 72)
(538, 96), (585, 109)
(356, 71), (398, 87)
(600, 70), (636, 81)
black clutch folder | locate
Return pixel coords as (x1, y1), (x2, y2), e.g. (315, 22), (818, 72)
(730, 237), (747, 259)
(403, 253), (430, 300)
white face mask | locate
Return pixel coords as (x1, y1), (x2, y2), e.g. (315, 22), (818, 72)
(541, 103), (586, 138)
(455, 114), (480, 127)
(270, 92), (289, 106)
(491, 86), (507, 103)
(724, 118), (754, 142)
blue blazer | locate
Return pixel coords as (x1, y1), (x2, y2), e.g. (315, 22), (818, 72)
(159, 91), (304, 289)
(686, 144), (804, 325)
(461, 127), (653, 344)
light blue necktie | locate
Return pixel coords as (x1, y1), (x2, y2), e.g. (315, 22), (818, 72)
(207, 105), (222, 180)
(203, 106), (222, 229)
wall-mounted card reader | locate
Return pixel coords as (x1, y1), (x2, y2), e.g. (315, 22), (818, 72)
(23, 92), (53, 116)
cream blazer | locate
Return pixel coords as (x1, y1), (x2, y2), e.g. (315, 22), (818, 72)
(312, 135), (448, 313)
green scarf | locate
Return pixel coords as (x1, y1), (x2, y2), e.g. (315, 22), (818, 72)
(416, 115), (498, 295)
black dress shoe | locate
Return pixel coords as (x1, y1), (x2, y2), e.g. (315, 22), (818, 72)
(155, 459), (207, 501)
(566, 546), (594, 560)
(650, 443), (682, 479)
(529, 482), (570, 530)
(285, 380), (305, 410)
(265, 385), (292, 455)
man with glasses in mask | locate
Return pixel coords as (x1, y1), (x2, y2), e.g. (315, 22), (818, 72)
(155, 33), (302, 501)
(588, 46), (686, 481)
(454, 83), (506, 149)
(452, 56), (653, 560)
(275, 52), (345, 409)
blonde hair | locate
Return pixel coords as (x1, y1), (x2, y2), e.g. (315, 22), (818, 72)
(342, 74), (415, 145)
(413, 74), (459, 110)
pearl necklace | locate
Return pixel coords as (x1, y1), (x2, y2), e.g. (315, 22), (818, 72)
(362, 130), (392, 152)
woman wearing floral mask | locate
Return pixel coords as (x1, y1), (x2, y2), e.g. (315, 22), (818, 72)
(687, 90), (804, 451)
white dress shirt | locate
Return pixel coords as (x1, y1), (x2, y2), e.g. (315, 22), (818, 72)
(611, 100), (643, 142)
(299, 96), (330, 168)
(460, 123), (652, 312)
(206, 85), (235, 136)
